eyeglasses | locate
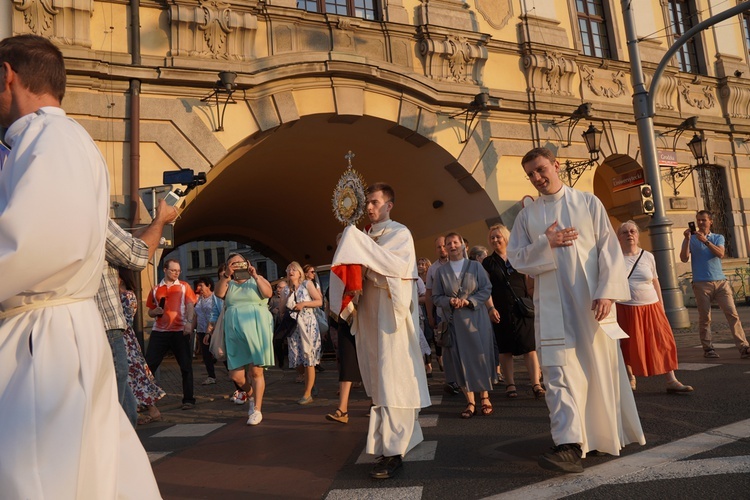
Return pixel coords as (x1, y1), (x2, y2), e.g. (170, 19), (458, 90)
(166, 268), (180, 273)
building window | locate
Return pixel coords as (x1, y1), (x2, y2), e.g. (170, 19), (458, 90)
(204, 249), (213, 268)
(190, 250), (200, 269)
(217, 247), (225, 266)
(667, 0), (701, 74)
(297, 0), (378, 20)
(576, 0), (611, 58)
(256, 261), (268, 278)
(743, 12), (750, 55)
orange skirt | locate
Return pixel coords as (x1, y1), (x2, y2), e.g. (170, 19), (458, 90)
(617, 302), (678, 377)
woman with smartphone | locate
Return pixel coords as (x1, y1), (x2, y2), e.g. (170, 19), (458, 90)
(215, 253), (275, 425)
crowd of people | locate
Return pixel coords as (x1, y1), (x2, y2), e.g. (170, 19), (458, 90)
(3, 33), (750, 498)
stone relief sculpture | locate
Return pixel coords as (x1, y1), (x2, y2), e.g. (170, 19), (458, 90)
(580, 65), (626, 98)
(199, 0), (233, 57)
(678, 81), (716, 110)
(418, 30), (489, 84)
(474, 0), (512, 30)
(523, 50), (577, 96)
(13, 0), (93, 48)
(14, 0), (57, 36)
(169, 0), (258, 61)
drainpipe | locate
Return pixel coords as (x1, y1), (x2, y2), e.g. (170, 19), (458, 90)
(130, 0), (146, 346)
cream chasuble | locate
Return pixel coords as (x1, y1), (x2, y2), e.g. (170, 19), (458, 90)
(0, 108), (160, 499)
(332, 221), (430, 457)
(508, 185), (645, 457)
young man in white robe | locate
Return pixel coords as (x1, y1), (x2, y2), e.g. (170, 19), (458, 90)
(330, 182), (431, 479)
(507, 147), (645, 473)
(0, 35), (160, 498)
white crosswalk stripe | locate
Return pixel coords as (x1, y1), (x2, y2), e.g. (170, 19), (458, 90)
(147, 451), (171, 463)
(677, 362), (721, 371)
(484, 418), (750, 499)
(325, 486), (423, 499)
(151, 423), (225, 438)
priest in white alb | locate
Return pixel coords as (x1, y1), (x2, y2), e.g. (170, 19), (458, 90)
(0, 35), (160, 498)
(507, 147), (645, 473)
(330, 182), (431, 479)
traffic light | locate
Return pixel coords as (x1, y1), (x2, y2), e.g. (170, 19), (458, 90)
(640, 184), (655, 215)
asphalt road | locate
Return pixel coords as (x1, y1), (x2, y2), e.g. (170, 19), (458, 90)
(138, 306), (750, 499)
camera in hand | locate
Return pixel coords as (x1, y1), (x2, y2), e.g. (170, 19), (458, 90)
(157, 297), (166, 318)
(233, 261), (252, 281)
(688, 221), (696, 234)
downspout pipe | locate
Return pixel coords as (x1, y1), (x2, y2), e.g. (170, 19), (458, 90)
(130, 0), (145, 346)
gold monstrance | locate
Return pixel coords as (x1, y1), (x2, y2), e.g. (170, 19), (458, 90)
(332, 150), (367, 226)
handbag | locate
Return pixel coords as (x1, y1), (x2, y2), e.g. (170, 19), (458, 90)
(498, 259), (535, 319)
(209, 306), (227, 362)
(274, 290), (298, 341)
(434, 319), (453, 348)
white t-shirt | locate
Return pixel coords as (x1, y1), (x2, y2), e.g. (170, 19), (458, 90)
(621, 250), (659, 306)
(449, 258), (465, 278)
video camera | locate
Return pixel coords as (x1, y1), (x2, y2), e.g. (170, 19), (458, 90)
(163, 169), (207, 197)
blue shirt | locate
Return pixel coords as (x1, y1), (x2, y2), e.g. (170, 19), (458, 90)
(689, 233), (725, 282)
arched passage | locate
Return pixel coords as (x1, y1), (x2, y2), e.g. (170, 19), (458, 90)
(175, 114), (500, 265)
(593, 154), (653, 249)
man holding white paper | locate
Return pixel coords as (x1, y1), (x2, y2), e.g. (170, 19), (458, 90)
(507, 147), (645, 473)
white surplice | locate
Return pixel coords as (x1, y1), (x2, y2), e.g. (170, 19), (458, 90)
(0, 108), (160, 499)
(332, 220), (431, 457)
(507, 185), (645, 457)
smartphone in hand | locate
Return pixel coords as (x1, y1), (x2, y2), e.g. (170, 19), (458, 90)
(157, 297), (166, 318)
(688, 221), (696, 234)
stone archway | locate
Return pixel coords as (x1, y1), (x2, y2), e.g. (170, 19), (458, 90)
(174, 113), (500, 266)
(592, 154), (653, 249)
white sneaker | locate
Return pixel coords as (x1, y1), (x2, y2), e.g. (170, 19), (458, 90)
(247, 411), (263, 426)
(234, 391), (248, 405)
(201, 377), (216, 385)
(247, 397), (255, 415)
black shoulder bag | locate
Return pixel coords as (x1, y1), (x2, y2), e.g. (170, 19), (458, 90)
(498, 259), (535, 319)
(273, 289), (298, 341)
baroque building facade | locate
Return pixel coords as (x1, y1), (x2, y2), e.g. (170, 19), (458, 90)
(2, 0), (749, 297)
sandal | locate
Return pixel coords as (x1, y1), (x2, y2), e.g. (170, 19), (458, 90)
(137, 414), (162, 425)
(461, 402), (476, 419)
(505, 384), (518, 398)
(480, 397), (494, 416)
(532, 384), (546, 399)
(325, 408), (349, 424)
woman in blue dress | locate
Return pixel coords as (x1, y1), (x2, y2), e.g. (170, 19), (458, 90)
(215, 252), (274, 426)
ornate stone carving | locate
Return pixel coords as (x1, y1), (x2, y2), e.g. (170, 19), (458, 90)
(646, 72), (677, 111)
(418, 31), (488, 84)
(14, 0), (57, 36)
(169, 0), (258, 61)
(678, 80), (716, 110)
(199, 0), (232, 56)
(474, 0), (512, 30)
(719, 81), (750, 119)
(523, 50), (577, 96)
(13, 0), (93, 48)
(580, 65), (626, 98)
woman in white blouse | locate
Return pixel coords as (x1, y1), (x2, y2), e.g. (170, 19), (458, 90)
(616, 221), (693, 394)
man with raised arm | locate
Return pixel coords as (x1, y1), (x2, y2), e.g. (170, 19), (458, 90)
(330, 182), (431, 479)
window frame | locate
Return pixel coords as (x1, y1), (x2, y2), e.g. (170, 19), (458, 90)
(297, 0), (379, 21)
(665, 0), (705, 75)
(575, 0), (614, 59)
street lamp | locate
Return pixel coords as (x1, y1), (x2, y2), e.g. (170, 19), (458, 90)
(664, 133), (707, 196)
(687, 133), (707, 164)
(200, 71), (238, 132)
(560, 124), (603, 187)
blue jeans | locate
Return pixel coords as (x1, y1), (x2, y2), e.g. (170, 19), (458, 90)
(107, 329), (138, 428)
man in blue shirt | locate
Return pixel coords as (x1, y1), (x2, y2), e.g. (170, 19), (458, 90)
(680, 210), (750, 359)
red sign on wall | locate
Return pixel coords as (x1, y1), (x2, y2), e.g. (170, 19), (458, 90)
(612, 168), (645, 192)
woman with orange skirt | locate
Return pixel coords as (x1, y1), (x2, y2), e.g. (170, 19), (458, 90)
(616, 220), (693, 394)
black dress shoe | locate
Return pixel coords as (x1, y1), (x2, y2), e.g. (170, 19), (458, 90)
(538, 443), (583, 473)
(369, 455), (403, 479)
